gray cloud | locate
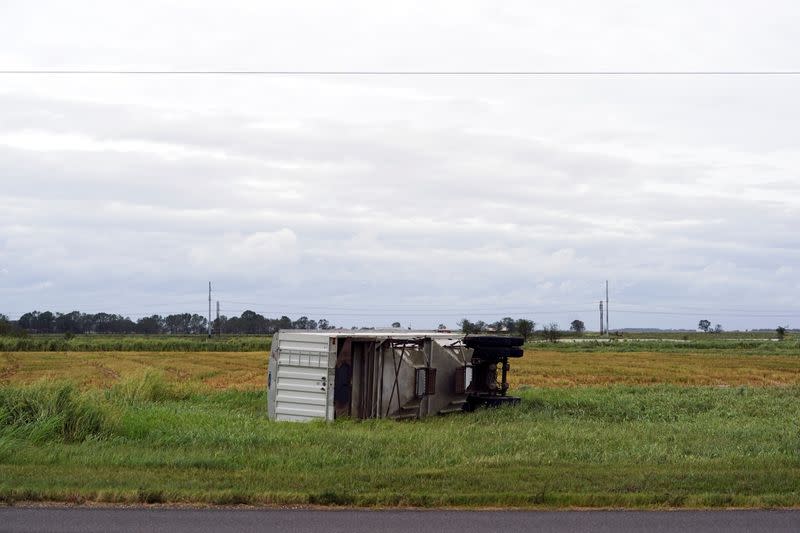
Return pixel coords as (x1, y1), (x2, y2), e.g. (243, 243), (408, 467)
(1, 1), (799, 329)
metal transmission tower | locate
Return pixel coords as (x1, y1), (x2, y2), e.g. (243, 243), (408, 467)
(599, 301), (604, 335)
(208, 282), (212, 338)
(605, 280), (610, 334)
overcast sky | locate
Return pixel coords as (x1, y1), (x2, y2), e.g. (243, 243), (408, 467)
(1, 0), (799, 330)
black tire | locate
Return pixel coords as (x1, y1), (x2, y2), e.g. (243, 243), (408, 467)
(470, 346), (524, 359)
(464, 335), (524, 348)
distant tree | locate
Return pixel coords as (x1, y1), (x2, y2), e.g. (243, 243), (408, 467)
(543, 322), (561, 343)
(713, 324), (723, 334)
(94, 312), (114, 333)
(437, 323), (447, 331)
(0, 315), (26, 337)
(188, 314), (208, 334)
(238, 310), (268, 334)
(500, 317), (515, 332)
(37, 311), (55, 333)
(212, 315), (228, 335)
(570, 319), (586, 334)
(54, 311), (85, 334)
(391, 322), (401, 328)
(165, 313), (190, 334)
(515, 319), (535, 341)
(698, 319), (711, 333)
(18, 311), (38, 331)
(776, 325), (787, 341)
(136, 315), (165, 334)
(157, 312), (206, 334)
(11, 309), (348, 335)
(459, 319), (485, 335)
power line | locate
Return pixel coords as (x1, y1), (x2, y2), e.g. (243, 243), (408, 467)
(2, 70), (800, 76)
(5, 299), (800, 320)
(220, 300), (598, 311)
(207, 308), (800, 319)
(16, 297), (799, 314)
(6, 303), (800, 317)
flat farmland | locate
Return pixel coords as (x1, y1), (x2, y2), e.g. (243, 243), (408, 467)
(1, 346), (799, 508)
(0, 351), (267, 390)
(509, 350), (800, 387)
(3, 349), (799, 389)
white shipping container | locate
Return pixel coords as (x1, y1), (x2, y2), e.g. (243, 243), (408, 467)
(267, 330), (470, 422)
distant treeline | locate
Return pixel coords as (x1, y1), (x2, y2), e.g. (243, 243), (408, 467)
(1, 310), (337, 335)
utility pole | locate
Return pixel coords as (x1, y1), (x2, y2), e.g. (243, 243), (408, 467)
(208, 282), (212, 338)
(216, 300), (220, 336)
(605, 280), (609, 335)
(599, 300), (604, 335)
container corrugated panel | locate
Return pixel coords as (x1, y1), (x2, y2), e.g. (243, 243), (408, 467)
(273, 331), (332, 421)
(274, 365), (328, 421)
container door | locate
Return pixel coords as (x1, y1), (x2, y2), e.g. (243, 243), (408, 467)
(274, 333), (331, 422)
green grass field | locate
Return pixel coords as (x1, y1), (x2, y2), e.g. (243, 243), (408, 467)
(1, 376), (797, 507)
(1, 340), (799, 508)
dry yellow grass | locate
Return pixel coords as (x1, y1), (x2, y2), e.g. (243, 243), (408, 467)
(0, 351), (267, 390)
(509, 350), (800, 387)
(2, 349), (799, 390)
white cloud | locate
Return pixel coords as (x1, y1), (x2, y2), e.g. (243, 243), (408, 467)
(189, 230), (299, 274)
(0, 1), (799, 328)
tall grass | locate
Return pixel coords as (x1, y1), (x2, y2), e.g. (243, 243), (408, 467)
(1, 384), (798, 507)
(0, 335), (271, 352)
(106, 371), (195, 404)
(0, 382), (116, 443)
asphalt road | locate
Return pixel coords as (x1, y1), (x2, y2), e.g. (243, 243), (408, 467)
(1, 508), (798, 533)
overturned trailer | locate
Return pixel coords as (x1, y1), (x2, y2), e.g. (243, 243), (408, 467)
(267, 330), (523, 422)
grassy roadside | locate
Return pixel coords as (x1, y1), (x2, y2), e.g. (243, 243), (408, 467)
(1, 376), (798, 508)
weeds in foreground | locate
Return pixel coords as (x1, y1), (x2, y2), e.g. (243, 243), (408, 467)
(106, 371), (196, 404)
(0, 381), (798, 508)
(0, 372), (194, 443)
(0, 382), (115, 442)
